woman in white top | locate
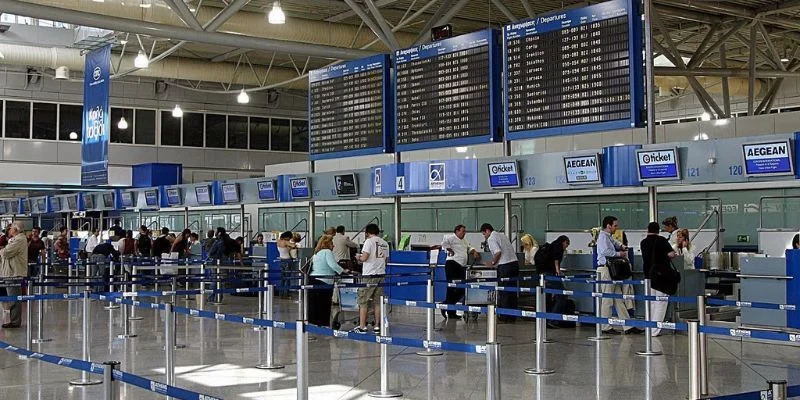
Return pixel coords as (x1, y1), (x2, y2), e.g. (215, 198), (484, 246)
(85, 229), (100, 254)
(672, 228), (695, 269)
(277, 231), (297, 297)
(520, 234), (539, 266)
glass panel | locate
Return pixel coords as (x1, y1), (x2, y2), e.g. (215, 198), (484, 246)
(205, 114), (226, 148)
(228, 115), (247, 149)
(324, 210), (351, 231)
(286, 212), (308, 235)
(249, 117), (269, 150)
(110, 108), (133, 144)
(437, 207), (477, 232)
(354, 209), (386, 235)
(160, 111), (180, 146)
(271, 118), (290, 151)
(5, 101), (30, 138)
(182, 112), (203, 147)
(262, 211), (287, 233)
(477, 206), (506, 231)
(402, 208), (436, 231)
(32, 102), (56, 140)
(135, 109), (156, 145)
(291, 120), (308, 152)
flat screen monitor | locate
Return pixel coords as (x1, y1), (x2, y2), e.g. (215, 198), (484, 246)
(23, 199), (30, 214)
(742, 140), (794, 177)
(67, 196), (77, 210)
(637, 148), (680, 181)
(120, 192), (134, 208)
(257, 181), (277, 201)
(166, 188), (182, 205)
(290, 177), (311, 199)
(144, 190), (158, 207)
(221, 183), (240, 203)
(195, 186), (211, 205)
(487, 161), (520, 189)
(334, 173), (358, 197)
(563, 154), (601, 185)
(83, 194), (95, 209)
(51, 197), (61, 212)
(0, 202), (6, 215)
(36, 198), (46, 213)
(102, 193), (114, 208)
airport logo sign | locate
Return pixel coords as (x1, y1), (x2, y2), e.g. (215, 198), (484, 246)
(374, 167), (382, 193)
(429, 162), (445, 190)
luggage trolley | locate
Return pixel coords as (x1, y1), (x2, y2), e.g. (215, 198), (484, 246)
(330, 274), (376, 330)
(463, 266), (497, 322)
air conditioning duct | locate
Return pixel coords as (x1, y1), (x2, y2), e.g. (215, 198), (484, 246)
(54, 65), (69, 80)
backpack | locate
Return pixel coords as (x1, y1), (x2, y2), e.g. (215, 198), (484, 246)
(533, 243), (551, 270)
(223, 235), (240, 255)
(137, 235), (152, 254)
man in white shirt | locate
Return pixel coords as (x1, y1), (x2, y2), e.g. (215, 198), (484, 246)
(596, 216), (643, 335)
(85, 229), (100, 254)
(440, 224), (480, 319)
(481, 223), (519, 323)
(332, 225), (358, 266)
(353, 223), (389, 334)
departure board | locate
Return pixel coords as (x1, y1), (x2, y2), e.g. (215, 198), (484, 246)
(308, 54), (391, 160)
(504, 0), (643, 140)
(394, 29), (501, 152)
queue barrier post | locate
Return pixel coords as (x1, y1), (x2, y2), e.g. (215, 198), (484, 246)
(524, 285), (554, 376)
(164, 302), (175, 386)
(533, 274), (553, 344)
(688, 320), (701, 400)
(102, 361), (120, 400)
(128, 261), (142, 321)
(417, 278), (443, 356)
(588, 271), (609, 342)
(697, 295), (709, 396)
(769, 380), (787, 400)
(486, 304), (501, 400)
(636, 279), (662, 357)
(296, 285), (309, 400)
(32, 270), (52, 343)
(256, 284), (284, 370)
(209, 259), (223, 305)
(118, 271), (137, 339)
(22, 280), (33, 358)
(368, 296), (403, 398)
(255, 267), (266, 331)
(104, 260), (119, 310)
(69, 289), (102, 386)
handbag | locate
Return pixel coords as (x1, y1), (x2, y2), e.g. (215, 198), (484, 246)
(652, 259), (681, 295)
(606, 257), (632, 281)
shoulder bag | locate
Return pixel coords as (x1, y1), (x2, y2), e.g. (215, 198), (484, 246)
(606, 256), (632, 281)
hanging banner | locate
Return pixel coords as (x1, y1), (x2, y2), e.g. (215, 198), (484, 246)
(81, 45), (111, 186)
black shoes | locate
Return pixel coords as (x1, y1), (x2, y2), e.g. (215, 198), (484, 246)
(441, 310), (461, 320)
(625, 327), (645, 335)
(602, 329), (621, 335)
(2, 323), (20, 329)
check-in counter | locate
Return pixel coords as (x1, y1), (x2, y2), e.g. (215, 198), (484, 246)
(740, 252), (800, 330)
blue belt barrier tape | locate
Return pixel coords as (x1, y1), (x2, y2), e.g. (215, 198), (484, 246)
(385, 298), (488, 314)
(542, 288), (698, 305)
(706, 297), (798, 311)
(492, 306), (689, 332)
(543, 275), (645, 285)
(705, 390), (768, 400)
(699, 325), (800, 343)
(304, 324), (486, 354)
(0, 292), (85, 302)
(0, 340), (101, 374)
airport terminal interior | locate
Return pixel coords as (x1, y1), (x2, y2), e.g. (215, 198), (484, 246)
(5, 0), (800, 399)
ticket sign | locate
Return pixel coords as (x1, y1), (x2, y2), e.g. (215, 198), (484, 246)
(564, 154), (601, 184)
(742, 140), (794, 176)
(257, 180), (277, 201)
(637, 148), (679, 181)
(290, 177), (311, 199)
(488, 161), (520, 189)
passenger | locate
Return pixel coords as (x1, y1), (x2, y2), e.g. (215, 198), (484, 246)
(54, 227), (70, 261)
(119, 230), (136, 256)
(353, 223), (389, 334)
(90, 241), (120, 293)
(85, 228), (100, 255)
(538, 236), (571, 328)
(1, 222), (28, 329)
(440, 224), (480, 320)
(290, 232), (302, 259)
(171, 228), (192, 258)
(136, 226), (152, 257)
(152, 227), (171, 259)
(793, 234), (800, 250)
(27, 226), (46, 276)
(233, 237), (245, 264)
(641, 222), (679, 337)
(480, 223), (519, 323)
(277, 231), (298, 297)
(673, 229), (696, 270)
(253, 233), (265, 247)
(204, 230), (216, 254)
(309, 235), (345, 327)
(324, 227), (336, 237)
(333, 225), (358, 269)
(662, 216), (679, 245)
(596, 216), (643, 335)
(110, 219), (125, 241)
(0, 224), (11, 250)
(187, 232), (201, 258)
(520, 234), (539, 266)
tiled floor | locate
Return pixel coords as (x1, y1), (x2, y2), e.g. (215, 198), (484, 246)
(0, 293), (798, 399)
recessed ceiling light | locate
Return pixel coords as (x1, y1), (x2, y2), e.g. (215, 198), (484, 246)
(700, 112), (711, 121)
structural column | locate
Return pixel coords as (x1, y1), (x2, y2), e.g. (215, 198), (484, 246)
(393, 153), (401, 249)
(644, 0), (658, 222)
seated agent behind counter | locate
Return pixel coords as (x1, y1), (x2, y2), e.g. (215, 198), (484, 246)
(352, 223), (389, 334)
(596, 216), (644, 335)
(481, 223), (519, 323)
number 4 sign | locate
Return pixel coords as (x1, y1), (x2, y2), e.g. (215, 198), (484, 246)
(396, 176), (405, 192)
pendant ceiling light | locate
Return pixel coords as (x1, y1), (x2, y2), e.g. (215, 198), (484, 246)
(134, 50), (149, 68)
(268, 1), (286, 24)
(237, 89), (250, 104)
(172, 104), (183, 118)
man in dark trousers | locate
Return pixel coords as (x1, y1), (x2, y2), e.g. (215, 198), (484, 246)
(537, 235), (571, 328)
(640, 222), (678, 336)
(439, 224), (480, 319)
(91, 241), (120, 293)
(481, 223), (519, 323)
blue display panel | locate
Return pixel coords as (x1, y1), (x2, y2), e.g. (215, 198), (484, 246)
(221, 183), (240, 203)
(290, 177), (311, 199)
(637, 148), (680, 181)
(66, 195), (77, 210)
(83, 194), (95, 209)
(394, 29), (502, 152)
(309, 54), (392, 160)
(503, 0), (643, 140)
(101, 192), (114, 208)
(166, 188), (182, 206)
(487, 161), (520, 189)
(144, 190), (159, 207)
(195, 186), (212, 205)
(50, 197), (61, 212)
(120, 191), (134, 208)
(742, 140), (794, 177)
(564, 154), (601, 184)
(257, 180), (277, 201)
(372, 159), (478, 196)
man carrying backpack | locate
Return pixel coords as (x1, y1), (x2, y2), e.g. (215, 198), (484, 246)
(534, 235), (572, 328)
(137, 225), (152, 257)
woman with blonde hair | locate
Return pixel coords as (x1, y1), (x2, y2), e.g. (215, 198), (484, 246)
(308, 234), (345, 326)
(520, 234), (539, 266)
(673, 228), (695, 270)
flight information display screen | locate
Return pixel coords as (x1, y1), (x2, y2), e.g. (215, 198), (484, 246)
(309, 54), (390, 160)
(394, 29), (501, 152)
(504, 0), (643, 140)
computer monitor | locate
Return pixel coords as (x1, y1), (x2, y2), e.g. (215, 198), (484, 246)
(102, 193), (114, 208)
(195, 186), (211, 205)
(166, 188), (182, 206)
(637, 148), (680, 181)
(144, 190), (158, 207)
(83, 194), (95, 209)
(221, 183), (240, 203)
(334, 173), (358, 197)
(67, 196), (77, 210)
(120, 192), (134, 208)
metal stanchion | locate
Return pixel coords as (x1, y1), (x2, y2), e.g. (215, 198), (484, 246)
(588, 271), (609, 341)
(198, 262), (207, 310)
(486, 304), (501, 400)
(256, 284), (284, 370)
(32, 272), (52, 343)
(209, 259), (223, 305)
(295, 284), (309, 400)
(368, 296), (403, 398)
(637, 279), (662, 356)
(104, 261), (119, 310)
(697, 295), (708, 396)
(21, 280), (33, 359)
(70, 289), (102, 385)
(184, 258), (192, 301)
(102, 361), (119, 400)
(533, 274), (553, 344)
(416, 278), (443, 356)
(255, 267), (267, 331)
(688, 320), (700, 400)
(171, 275), (178, 305)
(769, 380), (787, 400)
(164, 302), (175, 386)
(118, 271), (136, 339)
(68, 260), (75, 296)
(524, 285), (554, 375)
(128, 262), (142, 321)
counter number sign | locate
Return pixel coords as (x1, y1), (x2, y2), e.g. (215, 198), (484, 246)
(396, 176), (405, 192)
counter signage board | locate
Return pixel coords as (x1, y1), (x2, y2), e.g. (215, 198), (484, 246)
(195, 186), (212, 204)
(50, 197), (61, 212)
(257, 181), (277, 201)
(81, 45), (112, 186)
(374, 168), (382, 194)
(309, 54), (391, 160)
(290, 177), (311, 199)
(120, 192), (134, 208)
(144, 190), (158, 207)
(504, 0), (643, 140)
(166, 188), (182, 205)
(564, 154), (601, 184)
(637, 148), (680, 181)
(221, 183), (240, 203)
(742, 140), (794, 176)
(394, 29), (501, 152)
(488, 161), (521, 189)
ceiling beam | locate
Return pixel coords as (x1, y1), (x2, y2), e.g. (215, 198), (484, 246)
(162, 0), (204, 31)
(326, 0), (402, 22)
(365, 0), (401, 50)
(756, 0), (800, 17)
(211, 48), (249, 62)
(489, 0), (519, 23)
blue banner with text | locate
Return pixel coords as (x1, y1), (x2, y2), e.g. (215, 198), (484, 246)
(81, 45), (111, 186)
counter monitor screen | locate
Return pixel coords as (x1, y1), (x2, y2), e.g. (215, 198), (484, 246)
(257, 180), (277, 201)
(742, 140), (794, 177)
(83, 194), (95, 209)
(166, 188), (182, 205)
(290, 178), (311, 199)
(120, 192), (134, 208)
(50, 197), (61, 212)
(195, 186), (211, 205)
(36, 198), (46, 213)
(144, 190), (158, 207)
(102, 193), (114, 208)
(221, 183), (240, 203)
(23, 200), (30, 214)
(563, 154), (601, 184)
(334, 173), (358, 197)
(637, 148), (680, 181)
(487, 161), (521, 189)
(0, 202), (6, 215)
(67, 196), (77, 210)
